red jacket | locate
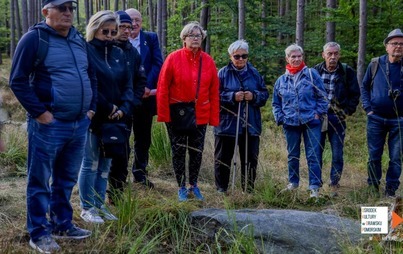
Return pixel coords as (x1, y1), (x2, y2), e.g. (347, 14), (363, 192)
(157, 47), (220, 126)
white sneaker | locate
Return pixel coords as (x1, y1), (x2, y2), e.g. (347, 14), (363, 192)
(80, 208), (104, 224)
(287, 183), (299, 191)
(100, 205), (118, 221)
(310, 188), (320, 198)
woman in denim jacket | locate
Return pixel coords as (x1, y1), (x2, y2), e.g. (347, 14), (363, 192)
(272, 44), (328, 198)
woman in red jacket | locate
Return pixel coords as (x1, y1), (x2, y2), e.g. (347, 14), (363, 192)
(157, 21), (219, 202)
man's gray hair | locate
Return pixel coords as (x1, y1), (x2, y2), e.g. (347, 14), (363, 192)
(323, 42), (341, 52)
(285, 43), (304, 57)
(228, 39), (249, 55)
(179, 21), (207, 41)
(86, 10), (117, 42)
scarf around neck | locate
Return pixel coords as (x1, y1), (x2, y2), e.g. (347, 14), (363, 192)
(286, 61), (306, 75)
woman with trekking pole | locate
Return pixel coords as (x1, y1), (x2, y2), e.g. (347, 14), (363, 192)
(214, 40), (269, 194)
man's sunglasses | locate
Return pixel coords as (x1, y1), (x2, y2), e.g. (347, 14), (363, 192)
(101, 29), (118, 36)
(48, 5), (76, 13)
(233, 54), (248, 60)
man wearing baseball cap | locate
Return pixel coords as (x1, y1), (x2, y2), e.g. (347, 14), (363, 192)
(361, 28), (403, 198)
(10, 0), (95, 252)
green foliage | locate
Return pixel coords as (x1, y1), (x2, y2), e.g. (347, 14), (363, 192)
(149, 121), (171, 169)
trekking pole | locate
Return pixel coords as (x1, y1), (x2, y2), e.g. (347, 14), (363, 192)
(244, 101), (249, 193)
(231, 101), (242, 192)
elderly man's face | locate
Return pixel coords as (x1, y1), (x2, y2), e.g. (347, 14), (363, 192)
(43, 2), (75, 34)
(286, 50), (304, 68)
(128, 11), (142, 39)
(322, 46), (340, 71)
(386, 37), (403, 62)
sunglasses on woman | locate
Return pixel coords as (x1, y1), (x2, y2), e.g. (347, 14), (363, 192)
(48, 5), (76, 13)
(233, 54), (248, 60)
(101, 29), (118, 36)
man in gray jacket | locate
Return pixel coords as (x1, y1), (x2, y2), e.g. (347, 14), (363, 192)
(9, 0), (96, 252)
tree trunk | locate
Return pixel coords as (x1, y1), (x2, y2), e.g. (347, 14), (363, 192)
(161, 0), (167, 58)
(357, 0), (367, 85)
(21, 0), (28, 33)
(148, 0), (155, 32)
(200, 0), (209, 52)
(238, 0), (245, 39)
(277, 0), (284, 44)
(85, 0), (90, 24)
(14, 0), (22, 39)
(296, 0), (305, 47)
(114, 0), (119, 11)
(326, 0), (336, 42)
(10, 0), (16, 58)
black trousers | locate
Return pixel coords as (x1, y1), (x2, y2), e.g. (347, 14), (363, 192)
(131, 102), (155, 181)
(108, 122), (131, 198)
(214, 132), (260, 191)
(166, 123), (207, 187)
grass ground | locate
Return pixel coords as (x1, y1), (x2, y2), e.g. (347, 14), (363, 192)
(1, 57), (403, 253)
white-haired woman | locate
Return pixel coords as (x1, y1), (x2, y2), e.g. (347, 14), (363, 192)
(157, 21), (219, 202)
(78, 10), (133, 223)
(272, 44), (328, 198)
(214, 40), (269, 194)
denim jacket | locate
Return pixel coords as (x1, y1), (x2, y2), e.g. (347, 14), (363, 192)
(272, 67), (328, 126)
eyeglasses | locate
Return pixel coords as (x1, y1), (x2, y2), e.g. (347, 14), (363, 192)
(119, 25), (133, 31)
(233, 54), (249, 60)
(48, 5), (76, 13)
(101, 29), (118, 36)
(187, 34), (202, 40)
(388, 42), (403, 47)
(132, 18), (142, 24)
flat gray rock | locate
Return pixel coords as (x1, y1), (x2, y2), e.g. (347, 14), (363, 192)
(191, 208), (363, 253)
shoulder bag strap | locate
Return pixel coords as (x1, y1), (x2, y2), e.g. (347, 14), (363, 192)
(195, 56), (203, 102)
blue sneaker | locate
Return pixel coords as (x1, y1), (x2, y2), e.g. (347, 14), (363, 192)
(189, 186), (204, 201)
(178, 187), (188, 202)
(52, 225), (91, 240)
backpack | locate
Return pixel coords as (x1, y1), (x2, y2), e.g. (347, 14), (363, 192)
(369, 57), (380, 88)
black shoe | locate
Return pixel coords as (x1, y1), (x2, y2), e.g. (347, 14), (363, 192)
(134, 178), (155, 189)
(385, 188), (396, 198)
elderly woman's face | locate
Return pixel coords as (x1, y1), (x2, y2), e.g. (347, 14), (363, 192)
(230, 49), (248, 69)
(95, 22), (117, 41)
(286, 50), (303, 67)
(184, 28), (203, 51)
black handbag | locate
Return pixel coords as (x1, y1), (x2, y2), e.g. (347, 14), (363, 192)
(99, 122), (128, 158)
(169, 57), (202, 133)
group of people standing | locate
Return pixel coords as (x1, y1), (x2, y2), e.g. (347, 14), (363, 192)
(6, 0), (403, 253)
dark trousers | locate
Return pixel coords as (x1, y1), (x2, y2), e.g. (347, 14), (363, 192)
(108, 120), (131, 198)
(131, 104), (154, 181)
(214, 131), (260, 191)
(166, 123), (207, 187)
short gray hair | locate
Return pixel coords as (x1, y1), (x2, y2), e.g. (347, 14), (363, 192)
(86, 10), (117, 42)
(285, 43), (304, 57)
(323, 42), (341, 52)
(228, 39), (249, 55)
(179, 21), (207, 41)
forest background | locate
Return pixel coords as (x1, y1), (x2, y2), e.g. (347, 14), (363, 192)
(0, 0), (403, 253)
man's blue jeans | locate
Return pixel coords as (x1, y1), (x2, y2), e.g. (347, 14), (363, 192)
(367, 114), (403, 192)
(320, 114), (346, 186)
(26, 116), (90, 242)
(283, 119), (323, 190)
(78, 131), (112, 210)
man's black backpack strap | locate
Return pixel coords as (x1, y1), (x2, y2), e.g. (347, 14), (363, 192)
(34, 29), (49, 68)
(370, 57), (380, 89)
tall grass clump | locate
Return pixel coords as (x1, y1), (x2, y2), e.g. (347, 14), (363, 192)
(149, 121), (171, 169)
(0, 125), (27, 176)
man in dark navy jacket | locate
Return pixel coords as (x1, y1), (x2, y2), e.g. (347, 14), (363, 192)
(9, 0), (95, 252)
(361, 28), (403, 197)
(126, 8), (163, 188)
(314, 42), (360, 197)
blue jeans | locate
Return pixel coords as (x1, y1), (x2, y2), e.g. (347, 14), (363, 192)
(78, 131), (112, 210)
(367, 114), (403, 192)
(26, 116), (90, 242)
(283, 119), (323, 190)
(320, 114), (346, 186)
